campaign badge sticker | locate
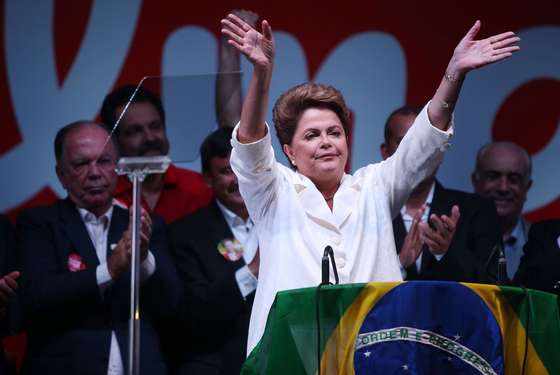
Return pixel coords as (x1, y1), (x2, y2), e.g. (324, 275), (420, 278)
(67, 252), (87, 272)
(217, 238), (243, 261)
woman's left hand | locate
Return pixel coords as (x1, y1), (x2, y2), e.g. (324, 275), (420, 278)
(448, 20), (520, 77)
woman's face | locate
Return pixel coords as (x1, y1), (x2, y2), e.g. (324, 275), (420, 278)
(283, 107), (348, 187)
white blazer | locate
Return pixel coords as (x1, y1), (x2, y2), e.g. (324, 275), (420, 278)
(230, 103), (454, 354)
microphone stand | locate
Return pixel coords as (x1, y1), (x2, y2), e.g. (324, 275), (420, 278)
(497, 245), (508, 285)
(116, 155), (170, 375)
(484, 243), (505, 284)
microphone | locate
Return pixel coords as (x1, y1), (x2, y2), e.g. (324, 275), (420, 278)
(497, 244), (508, 285)
(321, 245), (339, 285)
(321, 247), (330, 285)
(316, 245), (339, 375)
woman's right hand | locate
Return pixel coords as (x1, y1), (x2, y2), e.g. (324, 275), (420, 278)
(221, 13), (274, 74)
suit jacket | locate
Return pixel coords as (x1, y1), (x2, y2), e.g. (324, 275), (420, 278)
(0, 216), (16, 276)
(167, 201), (254, 375)
(17, 198), (180, 375)
(0, 215), (17, 328)
(0, 215), (17, 375)
(515, 219), (560, 293)
(393, 181), (501, 283)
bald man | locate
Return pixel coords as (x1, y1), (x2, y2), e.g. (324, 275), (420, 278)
(472, 141), (532, 281)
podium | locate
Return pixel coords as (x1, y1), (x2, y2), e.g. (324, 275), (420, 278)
(242, 281), (560, 375)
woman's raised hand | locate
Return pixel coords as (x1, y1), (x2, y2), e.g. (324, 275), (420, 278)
(449, 20), (520, 77)
(221, 13), (274, 73)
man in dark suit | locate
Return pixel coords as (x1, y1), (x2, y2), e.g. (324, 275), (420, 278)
(17, 121), (179, 375)
(472, 141), (532, 282)
(515, 219), (560, 294)
(167, 127), (258, 375)
(380, 106), (501, 283)
(0, 215), (20, 374)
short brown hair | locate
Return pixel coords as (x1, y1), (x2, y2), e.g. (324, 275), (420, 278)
(272, 83), (350, 146)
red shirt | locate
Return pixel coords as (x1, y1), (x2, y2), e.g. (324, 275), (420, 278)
(114, 164), (214, 224)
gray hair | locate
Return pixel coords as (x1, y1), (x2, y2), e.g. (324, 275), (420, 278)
(474, 141), (532, 181)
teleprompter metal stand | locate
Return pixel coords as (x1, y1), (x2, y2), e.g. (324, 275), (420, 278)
(115, 155), (171, 375)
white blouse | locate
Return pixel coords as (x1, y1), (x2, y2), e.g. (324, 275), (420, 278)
(230, 103), (454, 354)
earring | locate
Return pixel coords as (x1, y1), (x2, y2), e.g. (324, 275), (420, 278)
(291, 159), (296, 166)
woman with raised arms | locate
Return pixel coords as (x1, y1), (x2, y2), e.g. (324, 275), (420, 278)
(221, 13), (519, 354)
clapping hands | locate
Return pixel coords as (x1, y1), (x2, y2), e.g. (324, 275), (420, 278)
(108, 208), (152, 279)
(399, 205), (461, 268)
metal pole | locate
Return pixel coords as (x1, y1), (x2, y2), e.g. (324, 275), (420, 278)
(128, 173), (143, 375)
(115, 155), (169, 375)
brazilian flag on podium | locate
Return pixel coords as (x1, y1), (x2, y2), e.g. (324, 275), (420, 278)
(242, 281), (560, 374)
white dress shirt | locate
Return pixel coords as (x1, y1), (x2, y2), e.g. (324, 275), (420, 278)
(215, 200), (258, 298)
(78, 206), (156, 375)
(230, 103), (453, 354)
